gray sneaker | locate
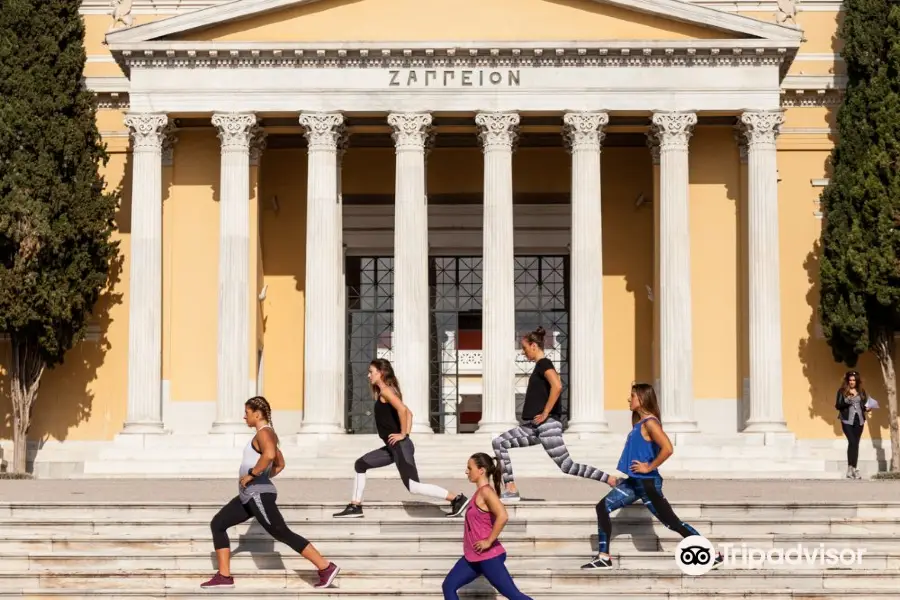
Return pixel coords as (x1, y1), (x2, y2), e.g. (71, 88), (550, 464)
(500, 490), (521, 504)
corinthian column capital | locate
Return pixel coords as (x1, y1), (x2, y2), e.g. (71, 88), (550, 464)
(299, 113), (345, 151)
(740, 110), (785, 147)
(249, 124), (267, 166)
(476, 112), (520, 152)
(651, 112), (698, 151)
(212, 113), (258, 151)
(388, 113), (433, 151)
(124, 113), (169, 151)
(563, 112), (609, 152)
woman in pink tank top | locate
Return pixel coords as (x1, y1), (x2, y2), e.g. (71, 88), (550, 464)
(441, 453), (533, 600)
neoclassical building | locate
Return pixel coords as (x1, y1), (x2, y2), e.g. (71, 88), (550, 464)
(2, 0), (880, 476)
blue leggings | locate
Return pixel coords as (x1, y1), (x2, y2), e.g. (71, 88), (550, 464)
(597, 477), (700, 554)
(442, 553), (533, 600)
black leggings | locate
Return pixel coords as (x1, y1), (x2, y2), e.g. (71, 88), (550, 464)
(842, 419), (864, 468)
(596, 477), (700, 554)
(211, 493), (309, 554)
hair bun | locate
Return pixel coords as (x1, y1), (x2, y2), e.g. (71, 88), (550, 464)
(533, 326), (546, 338)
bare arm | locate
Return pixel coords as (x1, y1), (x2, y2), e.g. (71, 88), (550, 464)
(643, 419), (673, 471)
(249, 429), (278, 476)
(481, 487), (509, 544)
(271, 448), (285, 478)
(541, 368), (563, 416)
(381, 385), (412, 437)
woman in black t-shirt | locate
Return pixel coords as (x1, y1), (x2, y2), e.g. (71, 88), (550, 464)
(491, 327), (617, 504)
(332, 358), (470, 519)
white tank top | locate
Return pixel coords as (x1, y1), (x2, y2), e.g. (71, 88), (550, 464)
(238, 425), (277, 502)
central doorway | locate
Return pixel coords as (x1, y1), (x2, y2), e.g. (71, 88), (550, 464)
(344, 255), (570, 433)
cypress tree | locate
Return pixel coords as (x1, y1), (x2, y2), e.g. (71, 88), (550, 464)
(819, 0), (900, 471)
(0, 0), (119, 473)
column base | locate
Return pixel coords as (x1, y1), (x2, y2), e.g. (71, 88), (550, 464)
(297, 422), (346, 435)
(209, 421), (252, 434)
(477, 420), (519, 436)
(114, 423), (169, 448)
(743, 421), (795, 446)
(565, 420), (611, 436)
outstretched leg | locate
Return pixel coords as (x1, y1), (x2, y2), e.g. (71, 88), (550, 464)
(491, 424), (539, 493)
(536, 418), (612, 484)
(393, 438), (463, 505)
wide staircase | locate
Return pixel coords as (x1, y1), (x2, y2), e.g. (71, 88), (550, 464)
(0, 497), (896, 598)
(42, 433), (885, 479)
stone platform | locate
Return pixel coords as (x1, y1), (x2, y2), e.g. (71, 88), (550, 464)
(0, 479), (897, 599)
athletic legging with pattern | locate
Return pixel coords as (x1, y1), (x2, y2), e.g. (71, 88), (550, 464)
(491, 418), (610, 485)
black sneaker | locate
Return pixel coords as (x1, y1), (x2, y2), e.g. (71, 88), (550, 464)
(332, 503), (364, 518)
(581, 555), (613, 569)
(447, 493), (470, 518)
(711, 552), (724, 570)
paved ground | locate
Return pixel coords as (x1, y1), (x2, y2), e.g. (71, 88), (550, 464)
(0, 478), (896, 503)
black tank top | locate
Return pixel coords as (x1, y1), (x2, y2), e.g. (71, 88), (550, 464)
(374, 392), (402, 443)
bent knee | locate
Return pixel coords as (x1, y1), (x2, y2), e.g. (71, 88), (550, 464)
(354, 458), (368, 473)
(491, 436), (506, 450)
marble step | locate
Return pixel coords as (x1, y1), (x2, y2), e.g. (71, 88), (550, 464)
(2, 591), (899, 600)
(0, 569), (897, 592)
(4, 500), (896, 520)
(1, 516), (894, 538)
(1, 549), (890, 571)
(0, 533), (890, 555)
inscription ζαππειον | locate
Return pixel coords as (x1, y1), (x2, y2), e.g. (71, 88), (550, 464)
(388, 69), (521, 87)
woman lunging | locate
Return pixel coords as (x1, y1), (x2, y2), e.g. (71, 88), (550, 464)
(333, 359), (470, 519)
(581, 383), (722, 570)
(202, 396), (340, 589)
(835, 370), (875, 479)
(492, 327), (616, 504)
(442, 453), (533, 600)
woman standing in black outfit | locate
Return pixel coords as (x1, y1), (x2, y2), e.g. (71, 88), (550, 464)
(835, 370), (875, 479)
(333, 359), (470, 518)
(491, 327), (617, 504)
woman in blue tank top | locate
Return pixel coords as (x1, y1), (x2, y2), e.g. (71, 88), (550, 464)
(580, 383), (723, 570)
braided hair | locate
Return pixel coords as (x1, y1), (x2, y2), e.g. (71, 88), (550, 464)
(245, 396), (273, 425)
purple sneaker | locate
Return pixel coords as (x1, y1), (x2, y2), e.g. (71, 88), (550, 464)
(314, 562), (340, 589)
(200, 572), (235, 588)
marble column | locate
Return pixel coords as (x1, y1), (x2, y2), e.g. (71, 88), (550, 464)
(299, 113), (345, 434)
(249, 126), (267, 399)
(210, 113), (258, 433)
(563, 112), (610, 434)
(651, 112), (699, 434)
(121, 113), (169, 435)
(476, 112), (520, 434)
(336, 132), (349, 432)
(647, 131), (662, 394)
(740, 110), (791, 442)
(388, 113), (433, 435)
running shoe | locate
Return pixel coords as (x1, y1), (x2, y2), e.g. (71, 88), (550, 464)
(200, 572), (235, 588)
(500, 490), (520, 504)
(332, 503), (364, 518)
(315, 562), (340, 588)
(711, 552), (724, 569)
(581, 555), (613, 569)
(447, 493), (470, 518)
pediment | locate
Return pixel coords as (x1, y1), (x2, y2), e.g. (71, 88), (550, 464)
(106, 0), (804, 45)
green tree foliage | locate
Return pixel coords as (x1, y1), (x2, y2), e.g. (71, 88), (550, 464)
(0, 0), (119, 473)
(819, 0), (900, 471)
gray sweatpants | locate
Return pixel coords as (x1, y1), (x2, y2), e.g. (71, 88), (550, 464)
(491, 418), (611, 485)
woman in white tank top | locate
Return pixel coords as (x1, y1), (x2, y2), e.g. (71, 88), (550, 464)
(201, 396), (341, 590)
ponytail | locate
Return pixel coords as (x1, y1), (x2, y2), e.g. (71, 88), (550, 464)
(470, 452), (502, 496)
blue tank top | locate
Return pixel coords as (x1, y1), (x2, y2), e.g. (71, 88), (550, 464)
(617, 416), (663, 479)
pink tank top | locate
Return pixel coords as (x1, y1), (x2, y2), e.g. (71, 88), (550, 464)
(463, 485), (506, 562)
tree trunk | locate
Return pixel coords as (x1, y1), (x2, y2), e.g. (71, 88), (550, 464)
(873, 331), (900, 472)
(9, 335), (45, 474)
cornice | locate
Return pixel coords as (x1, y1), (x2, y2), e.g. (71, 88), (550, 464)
(108, 41), (798, 76)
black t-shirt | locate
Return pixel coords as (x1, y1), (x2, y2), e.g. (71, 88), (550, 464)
(374, 395), (402, 442)
(521, 357), (561, 421)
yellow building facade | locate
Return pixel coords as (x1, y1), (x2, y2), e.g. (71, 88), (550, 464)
(2, 0), (887, 477)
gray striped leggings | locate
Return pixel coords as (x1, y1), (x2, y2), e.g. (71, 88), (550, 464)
(491, 418), (611, 485)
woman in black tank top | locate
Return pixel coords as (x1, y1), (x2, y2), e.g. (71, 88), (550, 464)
(332, 358), (471, 520)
